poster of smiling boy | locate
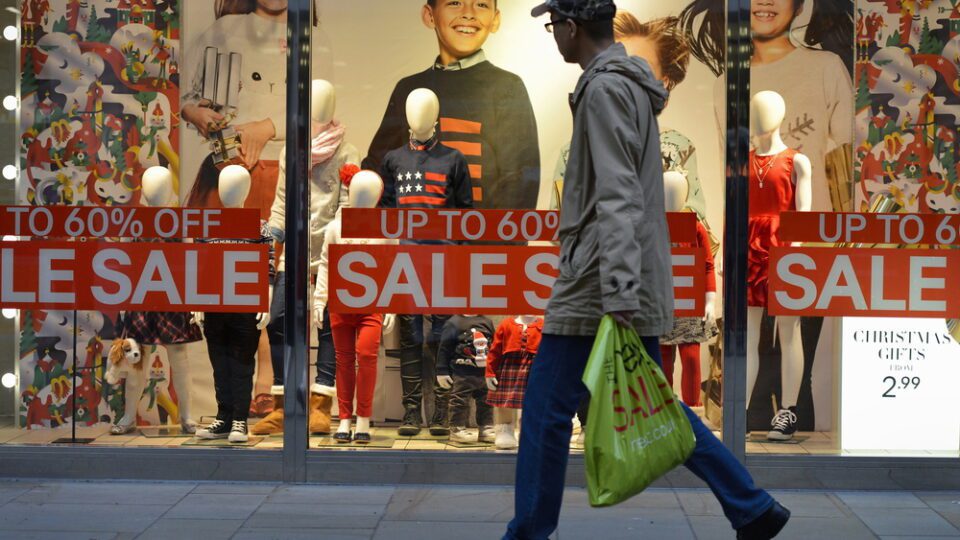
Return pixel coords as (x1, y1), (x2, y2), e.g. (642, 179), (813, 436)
(361, 0), (541, 210)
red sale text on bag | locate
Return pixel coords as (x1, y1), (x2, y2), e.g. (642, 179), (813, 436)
(611, 345), (677, 433)
(0, 241), (269, 312)
(328, 245), (705, 316)
(768, 247), (960, 318)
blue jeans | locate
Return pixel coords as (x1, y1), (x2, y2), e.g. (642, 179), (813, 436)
(504, 334), (773, 539)
(267, 272), (336, 387)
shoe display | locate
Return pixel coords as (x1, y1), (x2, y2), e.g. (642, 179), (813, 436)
(767, 408), (798, 441)
(449, 426), (474, 443)
(251, 393), (284, 436)
(478, 425), (496, 444)
(494, 424), (518, 450)
(196, 418), (231, 440)
(333, 431), (352, 444)
(354, 432), (371, 444)
(398, 408), (422, 437)
(248, 393), (274, 418)
(428, 402), (450, 436)
(736, 501), (791, 540)
(110, 423), (136, 436)
(228, 420), (248, 443)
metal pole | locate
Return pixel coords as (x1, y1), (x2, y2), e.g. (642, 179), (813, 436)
(282, 0), (312, 483)
(721, 0), (751, 461)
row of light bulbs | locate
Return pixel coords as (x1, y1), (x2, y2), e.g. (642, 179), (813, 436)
(1, 25), (19, 389)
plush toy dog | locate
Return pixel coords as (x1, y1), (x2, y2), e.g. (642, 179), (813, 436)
(106, 338), (142, 385)
(106, 338), (145, 435)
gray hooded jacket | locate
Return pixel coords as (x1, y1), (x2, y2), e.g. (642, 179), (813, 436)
(544, 42), (674, 337)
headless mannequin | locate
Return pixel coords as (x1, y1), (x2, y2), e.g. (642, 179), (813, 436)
(313, 171), (395, 439)
(747, 91), (812, 437)
(134, 166), (196, 434)
(485, 315), (541, 450)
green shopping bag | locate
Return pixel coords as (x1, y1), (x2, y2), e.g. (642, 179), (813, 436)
(582, 316), (696, 507)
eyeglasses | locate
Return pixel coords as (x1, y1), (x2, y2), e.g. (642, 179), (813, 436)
(545, 18), (570, 33)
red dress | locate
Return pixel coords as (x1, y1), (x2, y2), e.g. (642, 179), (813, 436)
(748, 148), (798, 307)
(485, 318), (543, 409)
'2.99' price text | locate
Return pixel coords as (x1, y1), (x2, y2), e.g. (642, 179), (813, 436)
(882, 376), (921, 398)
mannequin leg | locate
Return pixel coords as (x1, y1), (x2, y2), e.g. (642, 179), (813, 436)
(678, 343), (703, 407)
(398, 314), (424, 412)
(660, 344), (677, 388)
(777, 316), (804, 409)
(746, 307), (764, 409)
(229, 313), (260, 424)
(114, 371), (145, 433)
(166, 343), (195, 432)
(331, 314), (358, 422)
(202, 314), (233, 423)
(495, 407), (517, 426)
(427, 315), (451, 432)
(354, 315), (383, 431)
(251, 330), (273, 415)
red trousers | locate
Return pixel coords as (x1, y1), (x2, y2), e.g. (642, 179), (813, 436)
(331, 313), (384, 420)
(660, 343), (702, 407)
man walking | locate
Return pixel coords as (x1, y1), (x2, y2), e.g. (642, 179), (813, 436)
(504, 2), (791, 539)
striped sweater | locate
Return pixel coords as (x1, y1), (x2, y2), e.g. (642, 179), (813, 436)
(379, 137), (473, 211)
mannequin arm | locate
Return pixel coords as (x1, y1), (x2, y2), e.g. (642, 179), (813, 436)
(792, 153), (813, 247)
(704, 291), (717, 327)
(191, 312), (203, 325)
(312, 223), (338, 326)
(382, 314), (396, 334)
(256, 286), (273, 330)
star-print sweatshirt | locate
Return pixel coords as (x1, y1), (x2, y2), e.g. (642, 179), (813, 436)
(379, 137), (473, 212)
(362, 60), (540, 209)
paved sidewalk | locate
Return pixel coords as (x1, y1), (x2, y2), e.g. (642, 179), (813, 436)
(0, 480), (957, 539)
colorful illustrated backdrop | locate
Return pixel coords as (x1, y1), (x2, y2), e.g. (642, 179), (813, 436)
(856, 0), (960, 214)
(18, 0), (182, 429)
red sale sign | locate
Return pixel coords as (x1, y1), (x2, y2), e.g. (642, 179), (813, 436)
(768, 246), (960, 318)
(0, 241), (270, 312)
(327, 245), (705, 316)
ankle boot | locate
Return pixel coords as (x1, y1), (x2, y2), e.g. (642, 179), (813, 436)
(309, 392), (333, 434)
(251, 393), (284, 435)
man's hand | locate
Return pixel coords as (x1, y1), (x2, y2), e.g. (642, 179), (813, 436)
(235, 119), (277, 169)
(182, 103), (225, 138)
(608, 311), (633, 327)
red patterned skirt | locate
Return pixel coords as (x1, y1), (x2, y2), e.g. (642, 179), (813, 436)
(487, 351), (534, 409)
(747, 214), (783, 308)
(119, 311), (202, 345)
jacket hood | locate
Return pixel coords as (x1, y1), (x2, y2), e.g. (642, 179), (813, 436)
(572, 42), (668, 116)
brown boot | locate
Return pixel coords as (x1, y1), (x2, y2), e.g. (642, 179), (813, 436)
(251, 393), (284, 435)
(309, 392), (333, 435)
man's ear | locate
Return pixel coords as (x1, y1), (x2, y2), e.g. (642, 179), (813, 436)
(422, 4), (437, 30)
(490, 9), (502, 33)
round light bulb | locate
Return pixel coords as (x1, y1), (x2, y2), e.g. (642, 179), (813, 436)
(2, 96), (17, 111)
(1, 373), (15, 389)
(1, 309), (14, 319)
(2, 26), (17, 42)
(2, 165), (17, 180)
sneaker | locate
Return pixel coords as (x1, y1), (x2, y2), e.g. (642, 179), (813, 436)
(494, 424), (517, 449)
(449, 426), (474, 444)
(429, 403), (450, 436)
(767, 408), (798, 441)
(397, 408), (422, 437)
(736, 501), (791, 540)
(478, 425), (496, 443)
(228, 420), (248, 443)
(196, 419), (231, 440)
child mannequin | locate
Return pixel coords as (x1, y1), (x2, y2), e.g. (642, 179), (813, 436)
(486, 315), (544, 450)
(113, 166), (200, 435)
(255, 79), (357, 436)
(436, 314), (496, 444)
(194, 165), (274, 443)
(380, 88), (473, 437)
(313, 170), (395, 444)
(659, 171), (718, 407)
(747, 91), (812, 441)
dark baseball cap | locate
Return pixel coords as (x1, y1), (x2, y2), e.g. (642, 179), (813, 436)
(530, 0), (617, 21)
